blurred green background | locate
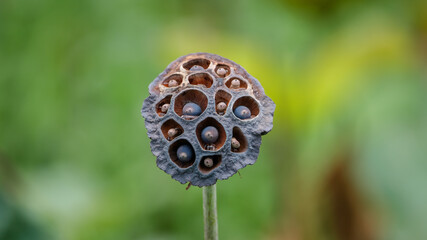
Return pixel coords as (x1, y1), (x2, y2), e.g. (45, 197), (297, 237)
(1, 0), (427, 239)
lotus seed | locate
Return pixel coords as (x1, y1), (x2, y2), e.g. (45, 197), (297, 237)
(168, 128), (178, 137)
(161, 103), (170, 113)
(231, 137), (240, 149)
(230, 79), (240, 88)
(234, 105), (251, 119)
(177, 145), (193, 162)
(190, 65), (204, 71)
(204, 158), (214, 168)
(216, 67), (228, 76)
(217, 102), (227, 112)
(201, 126), (219, 144)
(168, 79), (178, 87)
(182, 102), (202, 116)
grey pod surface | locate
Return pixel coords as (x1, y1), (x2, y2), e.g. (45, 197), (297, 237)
(141, 53), (275, 187)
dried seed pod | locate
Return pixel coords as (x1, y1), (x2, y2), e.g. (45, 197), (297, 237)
(142, 53), (275, 187)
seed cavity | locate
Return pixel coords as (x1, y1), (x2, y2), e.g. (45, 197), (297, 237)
(183, 58), (211, 70)
(169, 139), (196, 168)
(215, 90), (232, 116)
(196, 118), (226, 151)
(231, 127), (248, 153)
(188, 73), (214, 88)
(155, 95), (172, 117)
(232, 96), (260, 120)
(161, 119), (183, 141)
(162, 74), (183, 88)
(174, 89), (208, 121)
(215, 64), (231, 77)
(199, 155), (222, 174)
(225, 77), (247, 90)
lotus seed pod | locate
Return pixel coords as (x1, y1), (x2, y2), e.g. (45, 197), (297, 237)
(217, 102), (227, 112)
(204, 157), (214, 168)
(161, 103), (170, 113)
(231, 137), (240, 149)
(168, 79), (178, 87)
(142, 53), (275, 186)
(177, 145), (193, 162)
(234, 105), (251, 119)
(201, 126), (219, 144)
(183, 102), (202, 116)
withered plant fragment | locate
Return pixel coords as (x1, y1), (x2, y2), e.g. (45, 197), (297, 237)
(142, 53), (275, 186)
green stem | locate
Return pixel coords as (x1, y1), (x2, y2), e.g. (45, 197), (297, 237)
(203, 184), (218, 240)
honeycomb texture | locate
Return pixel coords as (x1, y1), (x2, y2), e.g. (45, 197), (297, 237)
(142, 53), (275, 186)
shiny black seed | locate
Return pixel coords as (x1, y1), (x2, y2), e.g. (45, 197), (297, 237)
(183, 102), (202, 116)
(177, 145), (193, 162)
(234, 106), (251, 119)
(201, 126), (219, 144)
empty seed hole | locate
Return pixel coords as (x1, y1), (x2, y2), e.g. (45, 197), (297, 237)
(196, 117), (226, 151)
(188, 73), (214, 88)
(231, 127), (248, 153)
(215, 90), (232, 115)
(214, 64), (231, 77)
(161, 119), (184, 141)
(225, 77), (248, 90)
(199, 155), (222, 174)
(169, 139), (196, 168)
(174, 89), (208, 120)
(183, 58), (211, 70)
(155, 95), (172, 117)
(162, 74), (183, 87)
(232, 96), (260, 120)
